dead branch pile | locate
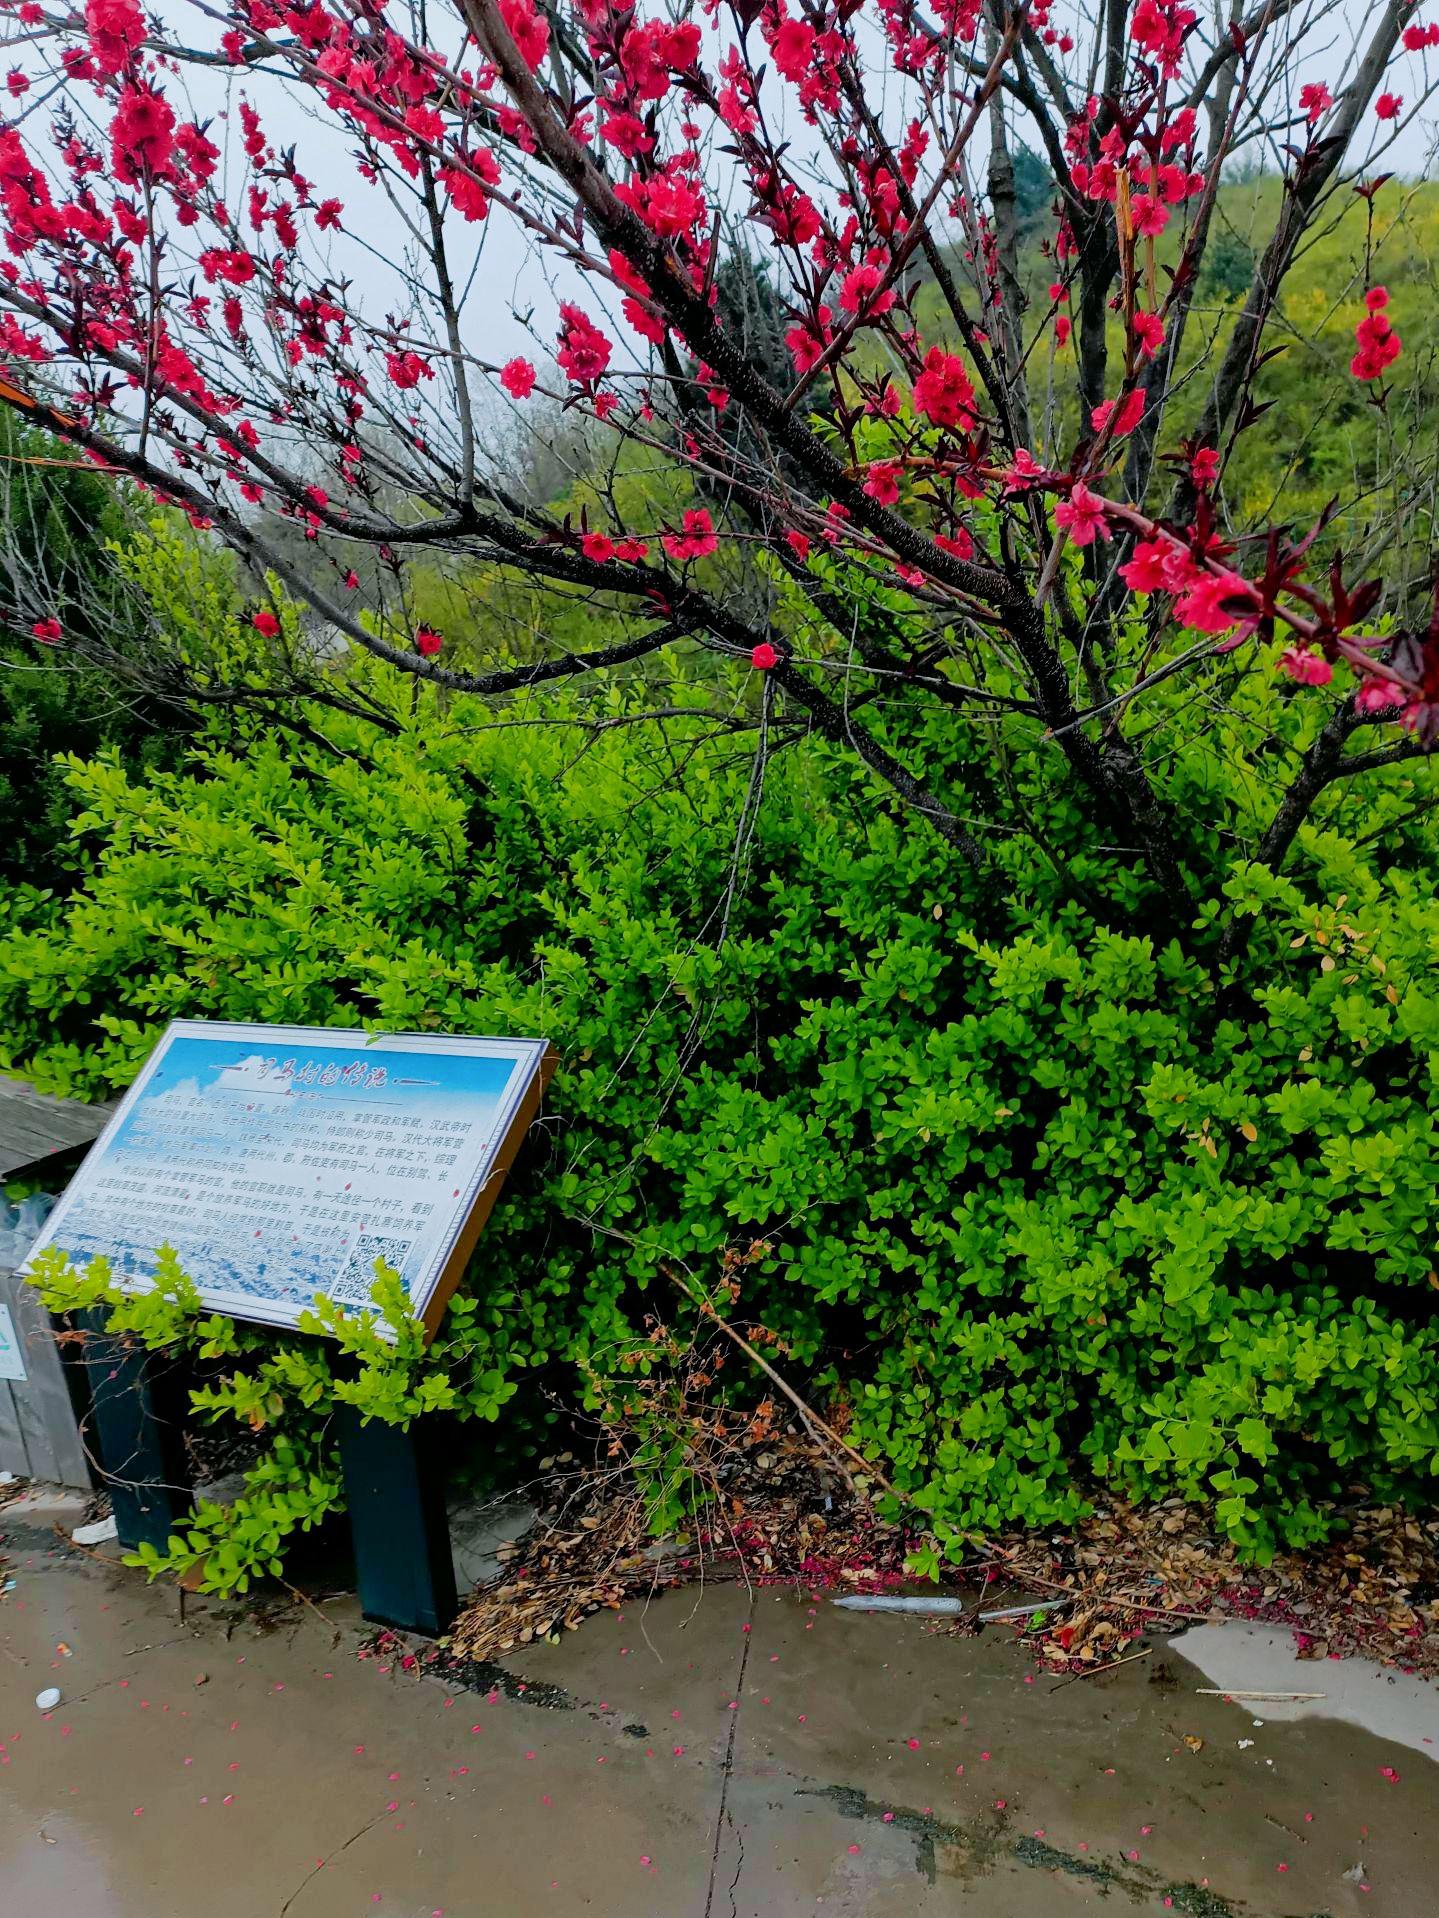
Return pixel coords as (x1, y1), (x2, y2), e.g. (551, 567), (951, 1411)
(989, 1499), (1439, 1677)
(452, 1421), (1439, 1681)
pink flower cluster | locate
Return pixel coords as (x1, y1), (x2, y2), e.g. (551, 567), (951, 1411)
(556, 304), (612, 386)
(1278, 648), (1332, 686)
(1351, 287), (1401, 382)
(1090, 390), (1145, 438)
(661, 508), (717, 562)
(1054, 483), (1110, 547)
(500, 358), (535, 399)
(497, 0), (549, 74)
(84, 0), (145, 76)
(580, 532), (649, 564)
(1130, 0), (1197, 78)
(912, 349), (975, 430)
(1120, 534), (1262, 641)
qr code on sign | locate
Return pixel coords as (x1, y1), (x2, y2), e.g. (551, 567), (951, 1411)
(329, 1234), (414, 1306)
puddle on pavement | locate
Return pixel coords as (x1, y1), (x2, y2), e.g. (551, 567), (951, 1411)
(1173, 1621), (1439, 1763)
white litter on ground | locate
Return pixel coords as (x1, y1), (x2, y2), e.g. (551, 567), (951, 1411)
(71, 1515), (119, 1546)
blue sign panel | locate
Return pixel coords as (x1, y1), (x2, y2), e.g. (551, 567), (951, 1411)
(21, 1021), (551, 1337)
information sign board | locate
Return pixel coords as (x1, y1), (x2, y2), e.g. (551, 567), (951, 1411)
(20, 1021), (553, 1338)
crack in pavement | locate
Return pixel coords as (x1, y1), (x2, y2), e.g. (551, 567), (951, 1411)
(702, 1590), (754, 1918)
(276, 1807), (388, 1918)
(725, 1800), (746, 1918)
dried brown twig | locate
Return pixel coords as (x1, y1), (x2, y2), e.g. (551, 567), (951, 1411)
(658, 1258), (896, 1501)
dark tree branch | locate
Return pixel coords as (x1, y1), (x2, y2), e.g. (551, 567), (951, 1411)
(770, 658), (988, 870)
(1218, 693), (1435, 967)
(1179, 0), (1420, 512)
(465, 0), (1188, 878)
(1330, 737), (1436, 778)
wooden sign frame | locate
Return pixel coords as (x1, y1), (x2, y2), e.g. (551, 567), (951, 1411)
(417, 1036), (555, 1337)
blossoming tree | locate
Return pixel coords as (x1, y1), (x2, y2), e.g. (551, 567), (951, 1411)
(1, 0), (1436, 899)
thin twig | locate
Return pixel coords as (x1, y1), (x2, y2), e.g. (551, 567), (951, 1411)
(283, 1581), (343, 1641)
(1104, 1593), (1225, 1623)
(51, 1523), (116, 1565)
(1194, 1687), (1327, 1701)
(1052, 1647), (1154, 1686)
(660, 1262), (894, 1500)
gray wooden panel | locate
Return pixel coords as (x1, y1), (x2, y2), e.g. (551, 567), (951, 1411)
(10, 1332), (61, 1481)
(0, 1378), (26, 1477)
(0, 1266), (92, 1487)
(0, 1076), (113, 1179)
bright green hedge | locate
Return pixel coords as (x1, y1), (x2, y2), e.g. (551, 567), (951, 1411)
(6, 545), (1439, 1588)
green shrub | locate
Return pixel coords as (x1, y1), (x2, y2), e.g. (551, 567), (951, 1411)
(0, 424), (191, 886)
(5, 544), (1438, 1588)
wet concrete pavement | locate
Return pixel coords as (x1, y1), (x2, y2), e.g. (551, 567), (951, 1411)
(2, 1513), (1437, 1917)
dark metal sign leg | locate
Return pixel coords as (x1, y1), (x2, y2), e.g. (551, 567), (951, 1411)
(336, 1406), (457, 1637)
